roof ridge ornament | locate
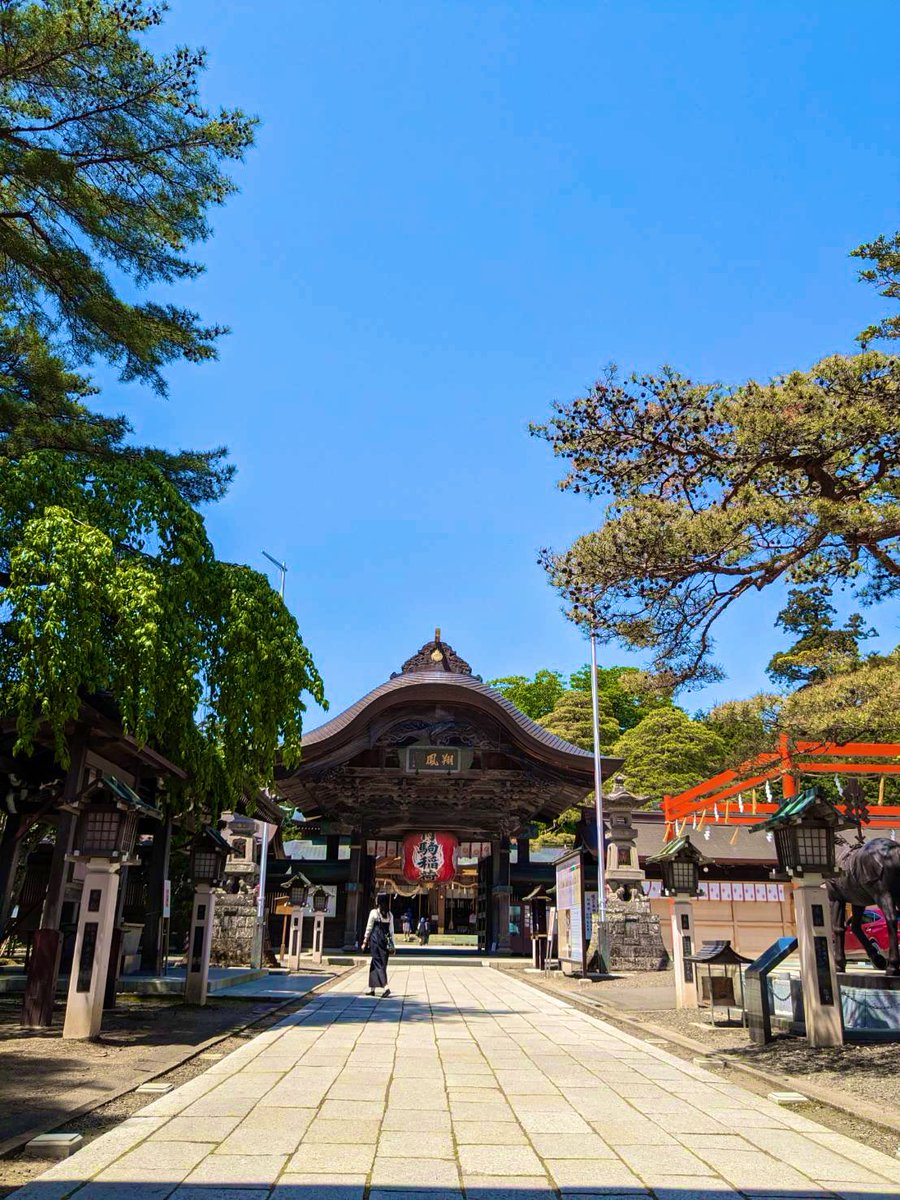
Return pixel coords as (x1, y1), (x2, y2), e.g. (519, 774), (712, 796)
(394, 631), (476, 678)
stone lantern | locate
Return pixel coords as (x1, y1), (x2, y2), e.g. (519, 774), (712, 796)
(751, 785), (850, 1048)
(185, 827), (232, 1005)
(649, 833), (708, 898)
(648, 834), (711, 1009)
(63, 776), (160, 1040)
(604, 774), (648, 899)
(285, 873), (312, 970)
(754, 785), (847, 880)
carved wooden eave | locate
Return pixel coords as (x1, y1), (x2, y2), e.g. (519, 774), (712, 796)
(277, 645), (622, 837)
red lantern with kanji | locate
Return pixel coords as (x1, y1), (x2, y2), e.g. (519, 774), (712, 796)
(402, 832), (458, 883)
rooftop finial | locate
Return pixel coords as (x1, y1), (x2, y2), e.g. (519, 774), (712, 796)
(435, 626), (441, 643)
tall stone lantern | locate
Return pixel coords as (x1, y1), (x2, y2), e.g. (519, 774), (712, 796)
(648, 834), (711, 1009)
(598, 776), (668, 973)
(185, 827), (232, 1006)
(604, 774), (648, 899)
(63, 776), (160, 1039)
(751, 785), (850, 1048)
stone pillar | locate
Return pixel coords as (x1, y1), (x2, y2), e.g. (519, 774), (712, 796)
(490, 837), (511, 954)
(0, 809), (23, 937)
(794, 879), (843, 1047)
(141, 817), (172, 973)
(184, 884), (216, 1006)
(103, 862), (129, 1010)
(311, 912), (326, 964)
(63, 860), (121, 1040)
(287, 908), (305, 970)
(343, 835), (364, 949)
(671, 899), (698, 1009)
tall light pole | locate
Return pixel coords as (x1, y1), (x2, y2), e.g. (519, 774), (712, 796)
(262, 551), (287, 599)
(589, 625), (609, 971)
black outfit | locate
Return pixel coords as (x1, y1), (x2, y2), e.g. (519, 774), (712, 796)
(367, 912), (392, 989)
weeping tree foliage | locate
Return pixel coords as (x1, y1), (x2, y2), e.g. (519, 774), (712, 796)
(533, 350), (900, 689)
(0, 452), (325, 810)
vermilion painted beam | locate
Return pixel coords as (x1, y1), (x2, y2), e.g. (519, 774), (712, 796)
(802, 762), (900, 775)
(795, 741), (900, 757)
(664, 768), (783, 820)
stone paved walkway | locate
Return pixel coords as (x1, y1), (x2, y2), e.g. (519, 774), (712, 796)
(12, 965), (900, 1200)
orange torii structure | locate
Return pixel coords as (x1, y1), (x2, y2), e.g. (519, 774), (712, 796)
(662, 734), (900, 839)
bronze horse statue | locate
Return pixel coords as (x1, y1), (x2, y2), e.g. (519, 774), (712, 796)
(828, 835), (900, 975)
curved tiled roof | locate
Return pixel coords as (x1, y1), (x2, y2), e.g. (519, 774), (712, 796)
(299, 670), (604, 776)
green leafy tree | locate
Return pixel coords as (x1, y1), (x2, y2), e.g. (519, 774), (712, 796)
(0, 326), (232, 506)
(0, 0), (255, 391)
(532, 348), (900, 688)
(776, 650), (899, 747)
(610, 707), (726, 807)
(853, 231), (900, 345)
(568, 663), (671, 731)
(0, 451), (324, 808)
(767, 587), (875, 689)
(538, 688), (619, 751)
(700, 694), (777, 767)
(487, 669), (565, 720)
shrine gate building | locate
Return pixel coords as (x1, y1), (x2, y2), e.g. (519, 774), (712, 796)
(276, 635), (618, 952)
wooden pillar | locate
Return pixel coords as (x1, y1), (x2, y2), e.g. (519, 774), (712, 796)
(343, 834), (364, 949)
(22, 732), (88, 1027)
(490, 836), (512, 954)
(437, 887), (446, 934)
(141, 817), (172, 973)
(0, 809), (24, 937)
(325, 834), (340, 861)
(516, 835), (530, 866)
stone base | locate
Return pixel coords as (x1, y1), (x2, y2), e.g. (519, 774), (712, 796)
(209, 888), (257, 967)
(590, 894), (669, 972)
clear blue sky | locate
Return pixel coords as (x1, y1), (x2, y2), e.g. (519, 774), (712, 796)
(110, 1), (898, 726)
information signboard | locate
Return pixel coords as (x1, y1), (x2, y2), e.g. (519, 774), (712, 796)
(555, 849), (586, 973)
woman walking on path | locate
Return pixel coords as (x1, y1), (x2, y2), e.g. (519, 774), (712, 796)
(361, 892), (394, 996)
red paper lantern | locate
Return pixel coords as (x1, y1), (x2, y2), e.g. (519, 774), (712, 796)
(402, 832), (458, 883)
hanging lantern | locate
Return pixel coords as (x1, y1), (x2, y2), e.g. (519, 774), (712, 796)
(402, 832), (458, 883)
(312, 887), (329, 913)
(647, 834), (710, 897)
(190, 826), (232, 885)
(68, 775), (159, 862)
(751, 785), (850, 879)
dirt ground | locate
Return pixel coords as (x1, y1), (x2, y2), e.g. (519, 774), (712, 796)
(499, 963), (900, 1160)
(0, 979), (345, 1196)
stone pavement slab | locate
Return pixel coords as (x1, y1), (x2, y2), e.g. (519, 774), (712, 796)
(11, 963), (900, 1199)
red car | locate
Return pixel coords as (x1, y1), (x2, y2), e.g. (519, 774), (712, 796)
(844, 908), (899, 959)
